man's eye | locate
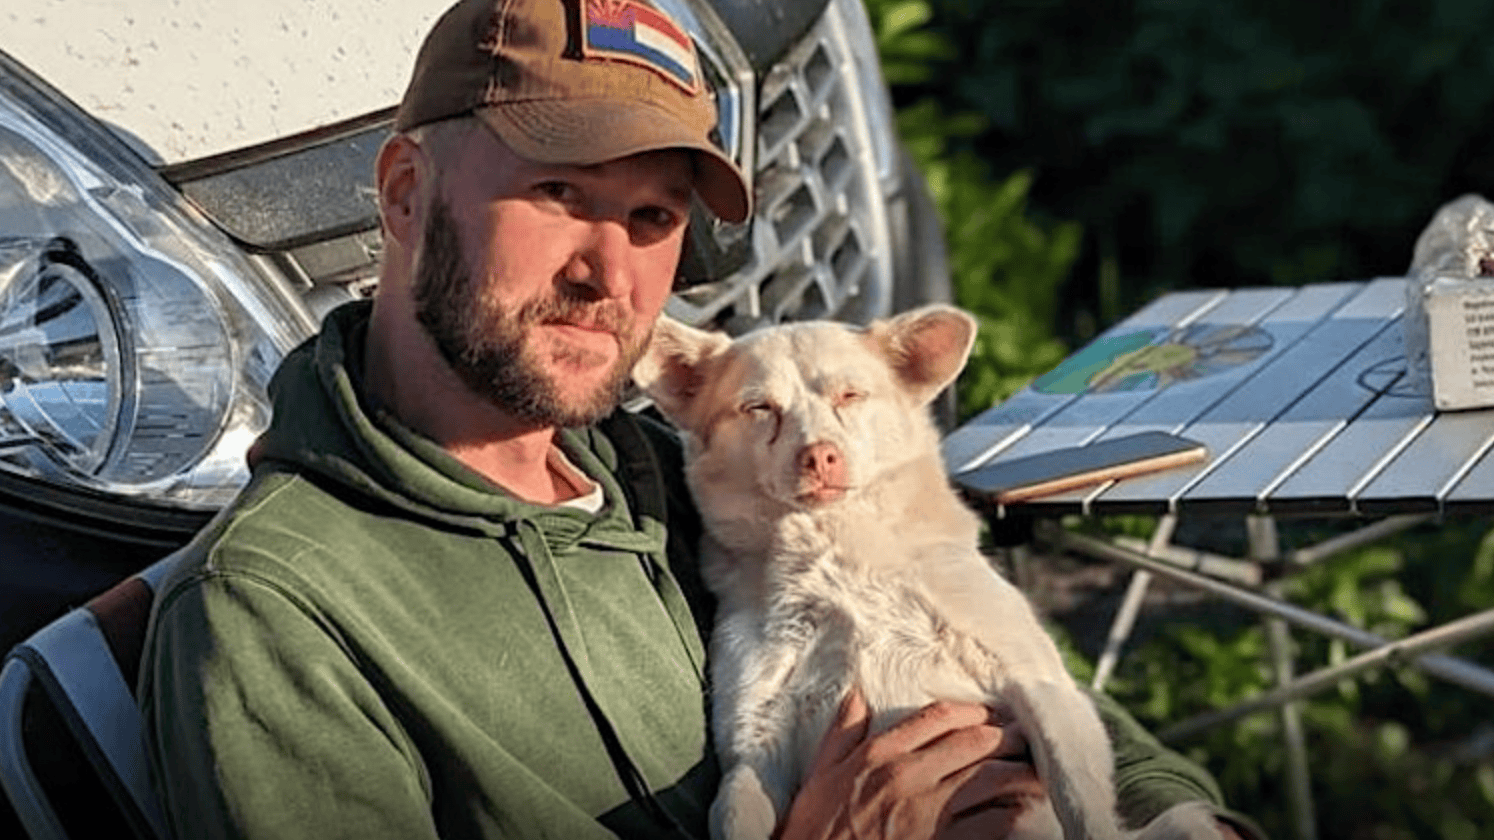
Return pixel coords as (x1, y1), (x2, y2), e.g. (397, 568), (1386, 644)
(535, 181), (576, 202)
(629, 205), (684, 246)
(741, 401), (777, 418)
(633, 206), (681, 231)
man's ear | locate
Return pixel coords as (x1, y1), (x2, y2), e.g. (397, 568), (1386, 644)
(868, 305), (977, 406)
(633, 315), (733, 429)
(376, 134), (427, 248)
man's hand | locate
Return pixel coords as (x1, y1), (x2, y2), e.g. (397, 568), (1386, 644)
(774, 689), (1045, 840)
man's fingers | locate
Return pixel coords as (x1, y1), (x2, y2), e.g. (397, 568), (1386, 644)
(940, 802), (1031, 840)
(864, 699), (991, 762)
(877, 715), (1013, 791)
(788, 697), (1056, 840)
(809, 687), (870, 773)
(943, 757), (1045, 818)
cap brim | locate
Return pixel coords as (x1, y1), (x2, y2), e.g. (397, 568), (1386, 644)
(476, 100), (752, 224)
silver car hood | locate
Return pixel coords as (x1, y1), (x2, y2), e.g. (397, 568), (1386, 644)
(3, 0), (450, 165)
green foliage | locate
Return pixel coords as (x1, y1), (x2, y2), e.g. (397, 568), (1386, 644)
(1097, 521), (1494, 839)
(870, 0), (947, 86)
(865, 0), (1080, 419)
(918, 0), (1494, 343)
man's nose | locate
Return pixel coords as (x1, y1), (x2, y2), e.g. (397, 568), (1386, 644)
(561, 219), (632, 300)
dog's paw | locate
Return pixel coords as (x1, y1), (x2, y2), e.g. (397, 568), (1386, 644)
(1130, 802), (1229, 840)
(710, 766), (779, 840)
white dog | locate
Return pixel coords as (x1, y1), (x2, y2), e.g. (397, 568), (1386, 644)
(633, 305), (1223, 840)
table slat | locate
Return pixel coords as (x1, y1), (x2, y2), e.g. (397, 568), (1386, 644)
(1265, 348), (1431, 512)
(1444, 444), (1494, 515)
(1355, 411), (1494, 514)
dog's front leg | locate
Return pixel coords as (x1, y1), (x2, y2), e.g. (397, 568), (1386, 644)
(713, 763), (781, 840)
(710, 610), (820, 840)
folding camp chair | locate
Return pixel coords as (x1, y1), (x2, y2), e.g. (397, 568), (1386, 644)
(0, 551), (183, 840)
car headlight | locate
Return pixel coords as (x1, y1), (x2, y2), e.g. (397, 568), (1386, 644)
(0, 51), (314, 529)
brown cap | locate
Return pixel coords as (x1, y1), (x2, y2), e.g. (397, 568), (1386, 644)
(395, 0), (752, 223)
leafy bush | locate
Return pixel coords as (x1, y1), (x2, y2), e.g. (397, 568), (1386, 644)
(917, 0), (1494, 344)
(1099, 521), (1494, 840)
(866, 0), (1079, 418)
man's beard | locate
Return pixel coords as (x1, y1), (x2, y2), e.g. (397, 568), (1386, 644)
(411, 199), (646, 428)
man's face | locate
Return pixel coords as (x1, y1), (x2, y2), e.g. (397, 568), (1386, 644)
(411, 126), (693, 427)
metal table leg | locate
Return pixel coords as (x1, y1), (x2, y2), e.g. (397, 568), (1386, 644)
(1092, 515), (1176, 691)
(1250, 515), (1317, 840)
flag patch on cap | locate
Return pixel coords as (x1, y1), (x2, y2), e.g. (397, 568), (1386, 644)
(583, 0), (700, 93)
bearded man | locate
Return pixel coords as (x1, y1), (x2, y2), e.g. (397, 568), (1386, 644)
(139, 1), (1255, 838)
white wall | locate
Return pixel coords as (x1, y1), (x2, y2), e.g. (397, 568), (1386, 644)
(4, 0), (451, 163)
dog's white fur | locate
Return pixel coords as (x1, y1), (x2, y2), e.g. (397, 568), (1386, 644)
(634, 305), (1224, 840)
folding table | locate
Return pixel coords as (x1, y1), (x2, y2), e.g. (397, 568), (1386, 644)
(943, 278), (1494, 840)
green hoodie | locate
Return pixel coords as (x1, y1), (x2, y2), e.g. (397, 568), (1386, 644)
(141, 301), (1257, 840)
(141, 301), (717, 839)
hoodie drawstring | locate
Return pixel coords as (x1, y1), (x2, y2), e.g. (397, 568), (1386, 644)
(504, 520), (693, 838)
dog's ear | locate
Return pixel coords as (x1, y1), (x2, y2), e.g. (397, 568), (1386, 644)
(634, 315), (733, 428)
(869, 305), (978, 406)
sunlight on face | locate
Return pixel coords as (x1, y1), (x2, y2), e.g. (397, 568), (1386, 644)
(412, 197), (650, 426)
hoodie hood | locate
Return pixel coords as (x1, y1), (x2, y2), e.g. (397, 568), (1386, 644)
(251, 300), (667, 559)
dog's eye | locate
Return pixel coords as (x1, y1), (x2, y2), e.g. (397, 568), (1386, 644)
(741, 401), (777, 419)
(834, 389), (866, 408)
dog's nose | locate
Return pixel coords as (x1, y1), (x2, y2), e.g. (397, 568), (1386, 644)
(798, 442), (847, 485)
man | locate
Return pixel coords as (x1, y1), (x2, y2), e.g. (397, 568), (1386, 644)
(140, 0), (1256, 837)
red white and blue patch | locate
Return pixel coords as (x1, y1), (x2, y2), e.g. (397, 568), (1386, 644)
(582, 0), (700, 94)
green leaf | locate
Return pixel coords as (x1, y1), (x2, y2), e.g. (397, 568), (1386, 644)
(1477, 765), (1494, 807)
(876, 0), (933, 43)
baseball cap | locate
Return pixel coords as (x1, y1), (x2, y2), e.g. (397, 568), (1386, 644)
(395, 0), (752, 224)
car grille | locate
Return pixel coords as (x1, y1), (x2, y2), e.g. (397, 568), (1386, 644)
(667, 0), (896, 334)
